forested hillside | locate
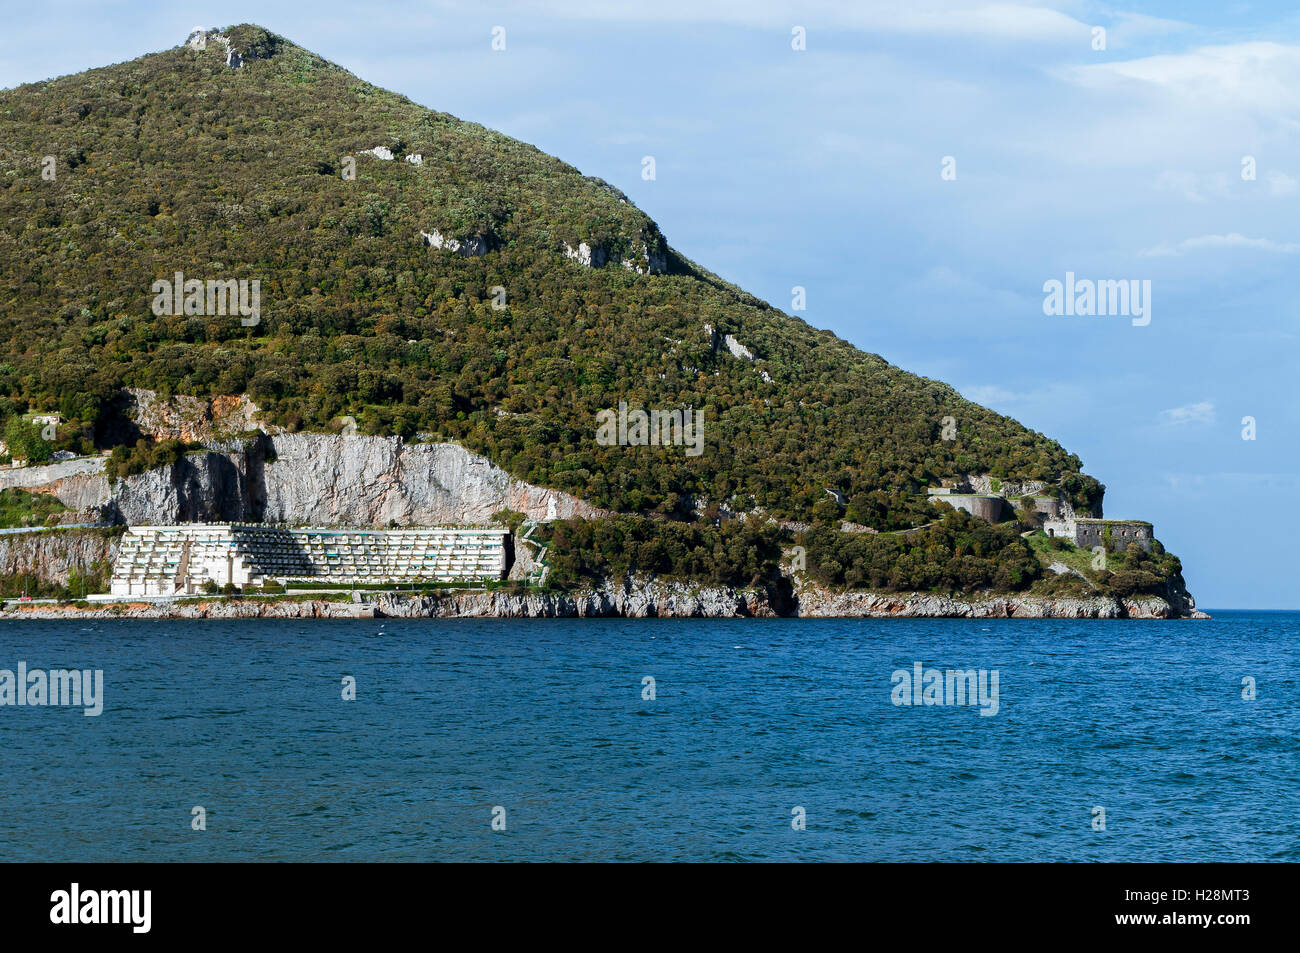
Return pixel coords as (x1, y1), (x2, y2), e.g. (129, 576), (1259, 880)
(0, 25), (1102, 528)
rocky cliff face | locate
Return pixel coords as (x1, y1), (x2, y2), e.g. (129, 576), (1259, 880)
(107, 448), (253, 523)
(370, 580), (782, 618)
(563, 233), (668, 275)
(29, 388), (604, 526)
(0, 573), (1207, 620)
(120, 388), (265, 444)
(0, 529), (118, 588)
(420, 228), (489, 257)
(256, 435), (604, 525)
(2, 434), (604, 527)
(184, 27), (271, 69)
(0, 457), (108, 511)
(789, 587), (1202, 619)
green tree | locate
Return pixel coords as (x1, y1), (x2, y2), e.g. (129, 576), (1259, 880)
(4, 417), (51, 464)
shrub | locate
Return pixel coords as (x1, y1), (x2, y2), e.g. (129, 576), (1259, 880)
(3, 416), (51, 464)
(106, 439), (196, 479)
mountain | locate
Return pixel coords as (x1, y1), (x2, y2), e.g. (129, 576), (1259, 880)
(0, 25), (1197, 613)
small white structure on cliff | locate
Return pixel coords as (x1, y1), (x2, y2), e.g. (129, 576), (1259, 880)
(109, 524), (508, 597)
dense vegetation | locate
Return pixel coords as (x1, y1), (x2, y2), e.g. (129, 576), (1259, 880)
(0, 399), (97, 462)
(0, 24), (1103, 530)
(539, 509), (1042, 594)
(2, 415), (51, 464)
(800, 511), (1042, 592)
(106, 438), (197, 478)
(1028, 532), (1188, 600)
(541, 515), (785, 590)
(538, 508), (1187, 601)
(0, 487), (68, 527)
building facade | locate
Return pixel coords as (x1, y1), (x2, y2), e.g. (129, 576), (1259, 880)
(1043, 518), (1154, 553)
(109, 524), (509, 597)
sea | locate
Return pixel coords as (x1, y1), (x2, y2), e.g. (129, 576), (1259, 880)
(0, 611), (1295, 862)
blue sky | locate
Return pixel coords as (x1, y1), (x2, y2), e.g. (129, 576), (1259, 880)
(4, 2), (1298, 608)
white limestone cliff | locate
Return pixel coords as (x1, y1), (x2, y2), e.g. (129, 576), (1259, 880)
(565, 238), (667, 274)
(0, 435), (604, 527)
(184, 29), (251, 69)
(704, 323), (757, 361)
(420, 229), (488, 256)
(564, 241), (603, 267)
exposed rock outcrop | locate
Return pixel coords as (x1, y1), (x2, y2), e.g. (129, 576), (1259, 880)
(795, 589), (1104, 618)
(622, 240), (668, 275)
(564, 234), (667, 274)
(122, 388), (267, 444)
(0, 529), (118, 589)
(372, 578), (783, 618)
(184, 28), (258, 69)
(1, 435), (604, 527)
(107, 447), (255, 523)
(0, 577), (1208, 620)
(0, 457), (107, 510)
(0, 598), (375, 620)
(704, 323), (757, 361)
(255, 435), (602, 525)
(789, 579), (1205, 619)
(564, 241), (604, 267)
(420, 229), (488, 256)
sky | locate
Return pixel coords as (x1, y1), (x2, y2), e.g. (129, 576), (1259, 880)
(3, 1), (1298, 609)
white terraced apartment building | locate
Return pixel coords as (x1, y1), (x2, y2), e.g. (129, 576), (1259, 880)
(109, 524), (509, 597)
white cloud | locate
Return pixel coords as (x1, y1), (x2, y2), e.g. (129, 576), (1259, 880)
(1104, 12), (1192, 44)
(961, 384), (1021, 405)
(1140, 233), (1300, 257)
(1158, 401), (1216, 426)
(958, 380), (1089, 410)
(481, 0), (1091, 41)
(1268, 171), (1298, 196)
(905, 266), (1033, 323)
(863, 3), (1087, 41)
(1063, 42), (1300, 113)
(1152, 169), (1232, 203)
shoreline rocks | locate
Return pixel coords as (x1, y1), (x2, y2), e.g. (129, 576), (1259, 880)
(0, 578), (1209, 621)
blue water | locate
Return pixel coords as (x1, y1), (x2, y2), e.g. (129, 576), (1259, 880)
(0, 612), (1296, 861)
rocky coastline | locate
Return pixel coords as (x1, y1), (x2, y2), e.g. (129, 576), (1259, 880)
(0, 577), (1209, 621)
(0, 390), (1206, 623)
